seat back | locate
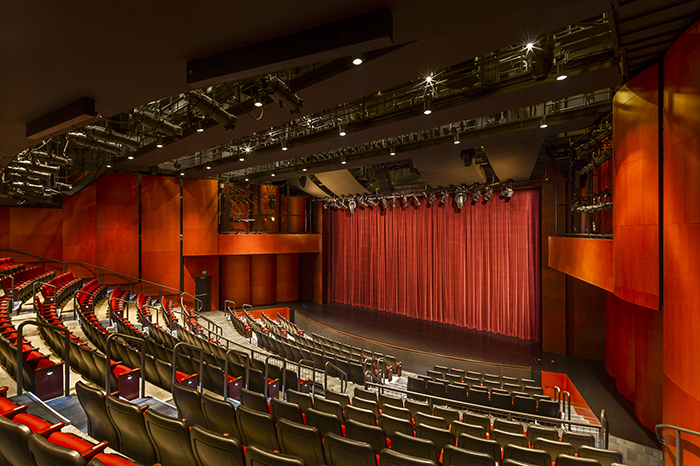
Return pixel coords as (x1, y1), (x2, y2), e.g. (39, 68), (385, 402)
(446, 384), (467, 402)
(462, 412), (490, 431)
(352, 397), (380, 418)
(526, 425), (559, 444)
(325, 391), (351, 409)
(303, 409), (343, 437)
(457, 434), (501, 462)
(378, 413), (414, 437)
(75, 381), (119, 450)
(432, 406), (459, 425)
(201, 392), (241, 441)
(244, 444), (306, 466)
(270, 398), (304, 425)
(468, 387), (489, 406)
(533, 438), (576, 459)
(405, 399), (431, 418)
(286, 389), (313, 411)
(190, 425), (245, 466)
(172, 383), (207, 427)
(491, 429), (528, 448)
(345, 419), (387, 453)
(537, 399), (560, 418)
(382, 404), (412, 423)
(414, 412), (447, 429)
(513, 395), (537, 414)
(415, 423), (455, 452)
(344, 405), (376, 426)
(493, 418), (523, 435)
(562, 432), (596, 452)
(353, 387), (377, 402)
(0, 414), (34, 466)
(426, 380), (446, 398)
(324, 432), (376, 466)
(389, 432), (438, 463)
(378, 393), (403, 409)
(490, 391), (513, 410)
(503, 444), (551, 466)
(105, 395), (156, 465)
(379, 448), (438, 466)
(144, 409), (198, 466)
(442, 445), (495, 466)
(240, 388), (269, 413)
(554, 454), (602, 466)
(276, 418), (325, 466)
(27, 432), (87, 466)
(407, 377), (427, 394)
(236, 406), (280, 451)
(315, 397), (345, 423)
(578, 446), (624, 466)
(451, 420), (487, 439)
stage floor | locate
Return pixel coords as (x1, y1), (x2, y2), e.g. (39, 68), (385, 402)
(246, 300), (661, 450)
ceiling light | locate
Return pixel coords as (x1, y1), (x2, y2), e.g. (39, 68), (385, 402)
(352, 55), (363, 66)
(390, 146), (396, 156)
(196, 121), (205, 133)
(156, 136), (164, 148)
(339, 124), (347, 137)
(453, 134), (460, 144)
(206, 165), (211, 170)
(128, 155), (134, 160)
(180, 172), (185, 176)
(425, 75), (433, 84)
(471, 190), (482, 205)
(423, 101), (432, 115)
(245, 146), (252, 153)
(539, 116), (548, 128)
(106, 163), (112, 168)
(341, 156), (347, 164)
(271, 173), (275, 177)
(556, 61), (568, 81)
(454, 190), (467, 210)
(526, 42), (534, 51)
(281, 139), (288, 151)
(302, 167), (307, 172)
(254, 91), (264, 107)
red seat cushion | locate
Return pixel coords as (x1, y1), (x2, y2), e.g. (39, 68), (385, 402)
(91, 453), (139, 466)
(48, 432), (93, 455)
(13, 413), (51, 432)
(175, 371), (191, 383)
(0, 397), (18, 413)
(112, 365), (132, 377)
(33, 358), (54, 370)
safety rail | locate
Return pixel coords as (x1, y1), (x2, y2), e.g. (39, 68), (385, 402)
(324, 361), (347, 394)
(562, 390), (572, 421)
(105, 333), (146, 398)
(172, 342), (206, 393)
(656, 424), (700, 466)
(16, 320), (71, 397)
(365, 381), (608, 449)
(0, 247), (202, 322)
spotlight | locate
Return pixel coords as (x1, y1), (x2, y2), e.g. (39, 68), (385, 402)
(425, 75), (433, 84)
(556, 61), (568, 81)
(539, 116), (548, 128)
(454, 189), (467, 210)
(271, 173), (275, 177)
(281, 139), (288, 151)
(156, 137), (164, 148)
(453, 133), (460, 144)
(341, 156), (347, 165)
(412, 195), (421, 207)
(423, 101), (432, 115)
(428, 192), (436, 206)
(500, 184), (514, 202)
(254, 91), (264, 108)
(196, 121), (205, 133)
(439, 191), (449, 206)
(128, 155), (134, 160)
(106, 162), (112, 168)
(339, 124), (347, 136)
(381, 198), (388, 209)
(471, 190), (482, 205)
(352, 55), (363, 66)
(402, 195), (410, 208)
(239, 154), (246, 161)
(390, 146), (396, 156)
(526, 42), (535, 51)
(187, 92), (237, 130)
(245, 178), (249, 181)
(392, 197), (397, 208)
(180, 172), (185, 176)
(302, 167), (307, 172)
(482, 187), (493, 205)
(206, 165), (211, 170)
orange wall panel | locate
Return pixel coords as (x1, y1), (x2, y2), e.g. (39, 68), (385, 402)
(95, 173), (139, 279)
(251, 254), (276, 306)
(663, 19), (700, 460)
(9, 207), (63, 261)
(183, 179), (218, 256)
(548, 237), (613, 292)
(218, 233), (321, 255)
(221, 255), (251, 307)
(184, 255), (219, 311)
(612, 64), (659, 311)
(276, 253), (299, 302)
(0, 207), (10, 249)
(142, 175), (180, 291)
(565, 277), (606, 361)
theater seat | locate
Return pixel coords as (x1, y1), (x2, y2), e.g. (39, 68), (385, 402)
(87, 453), (141, 466)
(451, 420), (487, 439)
(415, 423), (455, 453)
(286, 389), (313, 411)
(493, 418), (523, 435)
(378, 448), (438, 466)
(240, 388), (269, 414)
(0, 413), (37, 466)
(555, 455), (602, 466)
(414, 412), (447, 429)
(432, 406), (459, 425)
(315, 397), (346, 423)
(172, 383), (207, 427)
(379, 413), (413, 438)
(270, 397), (304, 425)
(344, 405), (376, 426)
(201, 392), (242, 441)
(442, 445), (495, 466)
(105, 395), (156, 466)
(562, 431), (596, 452)
(527, 425), (559, 444)
(190, 425), (245, 466)
(503, 444), (551, 466)
(382, 405), (412, 423)
(324, 432), (376, 466)
(303, 408), (344, 437)
(75, 381), (120, 450)
(345, 419), (387, 453)
(27, 433), (88, 466)
(245, 444), (307, 466)
(276, 418), (325, 466)
(457, 434), (501, 462)
(144, 409), (198, 466)
(533, 438), (576, 460)
(237, 406), (280, 451)
(389, 431), (438, 463)
(578, 446), (624, 466)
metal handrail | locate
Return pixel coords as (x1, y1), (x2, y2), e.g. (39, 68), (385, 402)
(324, 362), (347, 394)
(299, 359), (317, 402)
(562, 391), (572, 421)
(16, 320), (71, 397)
(172, 342), (206, 393)
(600, 409), (609, 448)
(264, 354), (286, 399)
(109, 297), (130, 320)
(105, 333), (146, 398)
(224, 300), (235, 312)
(656, 424), (700, 466)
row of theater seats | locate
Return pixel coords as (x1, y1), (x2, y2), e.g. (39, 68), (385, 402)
(261, 312), (289, 338)
(160, 296), (177, 327)
(0, 265), (55, 304)
(276, 312), (304, 337)
(0, 297), (65, 399)
(76, 279), (106, 314)
(230, 312), (252, 338)
(0, 384), (138, 466)
(426, 365), (538, 391)
(107, 287), (129, 319)
(0, 257), (24, 275)
(40, 271), (81, 305)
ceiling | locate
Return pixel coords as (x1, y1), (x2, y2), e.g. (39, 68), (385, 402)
(1, 0), (698, 205)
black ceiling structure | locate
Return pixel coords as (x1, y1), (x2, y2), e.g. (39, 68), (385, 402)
(1, 0), (699, 206)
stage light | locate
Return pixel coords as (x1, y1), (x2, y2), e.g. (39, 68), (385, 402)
(156, 137), (164, 148)
(526, 42), (535, 51)
(381, 198), (388, 209)
(482, 187), (493, 205)
(281, 139), (288, 151)
(128, 155), (134, 160)
(402, 195), (410, 208)
(180, 172), (185, 176)
(339, 124), (347, 136)
(471, 189), (482, 205)
(245, 178), (249, 181)
(425, 75), (433, 84)
(352, 55), (363, 66)
(254, 91), (264, 107)
(539, 116), (548, 128)
(439, 191), (449, 206)
(412, 194), (421, 207)
(187, 92), (237, 130)
(423, 101), (432, 115)
(454, 189), (467, 209)
(428, 192), (436, 206)
(302, 167), (307, 172)
(500, 184), (514, 202)
(341, 156), (347, 165)
(391, 197), (397, 208)
(206, 165), (211, 170)
(390, 146), (396, 156)
(453, 133), (460, 144)
(556, 61), (567, 80)
(271, 173), (275, 177)
(348, 198), (357, 214)
(196, 121), (205, 133)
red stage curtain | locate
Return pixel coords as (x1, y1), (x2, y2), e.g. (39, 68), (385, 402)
(330, 189), (541, 341)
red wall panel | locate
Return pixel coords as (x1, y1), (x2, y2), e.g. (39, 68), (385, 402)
(141, 175), (180, 292)
(218, 233), (321, 255)
(8, 207), (63, 261)
(95, 173), (139, 280)
(183, 179), (218, 256)
(548, 237), (613, 292)
(565, 277), (607, 362)
(251, 254), (276, 306)
(612, 64), (659, 310)
(62, 184), (96, 276)
(276, 253), (299, 302)
(221, 255), (251, 307)
(184, 255), (219, 312)
(663, 19), (700, 463)
(0, 207), (9, 249)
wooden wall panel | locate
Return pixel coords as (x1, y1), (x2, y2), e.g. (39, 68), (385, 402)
(8, 207), (62, 261)
(251, 254), (276, 305)
(663, 19), (700, 461)
(548, 237), (613, 292)
(184, 255), (219, 311)
(0, 207), (9, 249)
(565, 277), (606, 361)
(183, 179), (218, 256)
(95, 173), (139, 280)
(218, 233), (321, 255)
(141, 175), (180, 291)
(63, 184), (97, 274)
(220, 255), (251, 307)
(276, 253), (299, 302)
(612, 64), (659, 310)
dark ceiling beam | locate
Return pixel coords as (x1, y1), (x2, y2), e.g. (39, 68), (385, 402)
(186, 8), (394, 87)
